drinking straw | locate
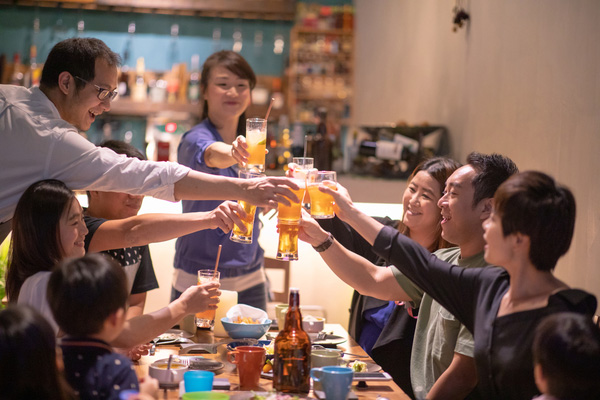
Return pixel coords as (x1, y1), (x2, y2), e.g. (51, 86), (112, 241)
(262, 97), (275, 131)
(303, 134), (308, 158)
(213, 244), (223, 277)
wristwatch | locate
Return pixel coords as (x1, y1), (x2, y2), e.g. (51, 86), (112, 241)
(313, 233), (334, 253)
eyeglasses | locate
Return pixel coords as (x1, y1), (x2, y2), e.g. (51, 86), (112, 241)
(75, 76), (119, 101)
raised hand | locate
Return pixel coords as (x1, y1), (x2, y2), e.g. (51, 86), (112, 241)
(243, 176), (300, 210)
(298, 209), (330, 247)
(319, 181), (355, 222)
(179, 282), (221, 315)
(231, 135), (250, 167)
(208, 200), (247, 233)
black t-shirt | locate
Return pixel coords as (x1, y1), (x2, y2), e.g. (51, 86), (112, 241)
(84, 215), (159, 295)
(373, 225), (597, 400)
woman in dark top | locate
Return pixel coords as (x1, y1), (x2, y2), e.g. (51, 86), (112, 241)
(316, 157), (460, 397)
(301, 171), (597, 400)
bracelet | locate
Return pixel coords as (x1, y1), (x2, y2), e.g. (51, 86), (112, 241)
(313, 233), (334, 253)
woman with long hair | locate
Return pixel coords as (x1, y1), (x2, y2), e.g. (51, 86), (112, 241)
(310, 156), (460, 396)
(173, 50), (270, 310)
(6, 179), (235, 348)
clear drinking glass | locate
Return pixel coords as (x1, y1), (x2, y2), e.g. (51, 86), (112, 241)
(246, 118), (267, 172)
(307, 171), (337, 219)
(195, 270), (220, 329)
(230, 171), (264, 244)
(276, 220), (300, 261)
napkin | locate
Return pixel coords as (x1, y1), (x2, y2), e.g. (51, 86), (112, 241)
(226, 304), (269, 323)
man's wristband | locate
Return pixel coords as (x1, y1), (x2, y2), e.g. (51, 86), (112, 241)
(313, 233), (334, 253)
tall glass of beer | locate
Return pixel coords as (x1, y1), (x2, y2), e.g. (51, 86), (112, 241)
(195, 269), (220, 329)
(277, 173), (306, 223)
(276, 220), (300, 261)
(230, 171), (264, 244)
(307, 171), (337, 219)
(246, 118), (267, 172)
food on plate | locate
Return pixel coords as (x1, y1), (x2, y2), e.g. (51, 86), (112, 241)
(263, 359), (273, 373)
(232, 316), (262, 324)
(350, 360), (367, 372)
(157, 332), (178, 341)
(263, 341), (274, 356)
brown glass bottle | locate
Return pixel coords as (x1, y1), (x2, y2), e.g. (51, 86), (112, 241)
(273, 288), (311, 393)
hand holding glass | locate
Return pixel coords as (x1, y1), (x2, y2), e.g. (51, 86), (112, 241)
(245, 118), (267, 172)
(230, 171), (264, 244)
(195, 270), (220, 329)
(307, 171), (337, 219)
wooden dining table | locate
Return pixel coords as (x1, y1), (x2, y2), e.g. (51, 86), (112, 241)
(134, 323), (411, 400)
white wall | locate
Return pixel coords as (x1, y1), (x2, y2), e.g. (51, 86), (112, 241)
(354, 0), (600, 299)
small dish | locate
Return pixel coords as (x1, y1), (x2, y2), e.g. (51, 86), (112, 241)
(149, 358), (189, 387)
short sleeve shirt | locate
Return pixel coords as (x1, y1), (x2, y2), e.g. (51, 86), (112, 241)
(392, 248), (488, 399)
(84, 215), (159, 294)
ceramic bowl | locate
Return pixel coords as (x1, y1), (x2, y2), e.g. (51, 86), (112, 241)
(302, 316), (325, 333)
(220, 317), (271, 339)
(148, 358), (189, 386)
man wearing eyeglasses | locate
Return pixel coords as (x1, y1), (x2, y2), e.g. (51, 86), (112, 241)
(0, 37), (298, 243)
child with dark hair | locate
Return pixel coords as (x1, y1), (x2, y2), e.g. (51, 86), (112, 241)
(532, 312), (600, 400)
(0, 304), (75, 400)
(47, 253), (159, 400)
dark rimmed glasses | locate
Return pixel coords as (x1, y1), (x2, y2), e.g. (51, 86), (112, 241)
(75, 76), (119, 101)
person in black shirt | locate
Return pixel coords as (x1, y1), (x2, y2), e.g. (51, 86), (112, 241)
(300, 170), (597, 400)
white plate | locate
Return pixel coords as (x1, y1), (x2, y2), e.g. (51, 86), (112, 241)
(311, 334), (346, 347)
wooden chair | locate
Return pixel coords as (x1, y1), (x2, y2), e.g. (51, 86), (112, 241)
(264, 257), (290, 303)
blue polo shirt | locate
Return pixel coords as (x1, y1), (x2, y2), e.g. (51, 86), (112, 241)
(173, 119), (264, 288)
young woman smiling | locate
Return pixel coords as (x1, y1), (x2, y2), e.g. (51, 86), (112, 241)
(314, 157), (460, 396)
(173, 51), (270, 310)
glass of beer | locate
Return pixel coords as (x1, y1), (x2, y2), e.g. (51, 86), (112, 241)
(307, 171), (337, 219)
(277, 173), (306, 223)
(277, 220), (300, 261)
(246, 118), (267, 172)
(195, 269), (220, 329)
(230, 171), (264, 244)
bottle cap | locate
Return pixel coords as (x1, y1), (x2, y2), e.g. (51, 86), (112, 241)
(289, 287), (299, 293)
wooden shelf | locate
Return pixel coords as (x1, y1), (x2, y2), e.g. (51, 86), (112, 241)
(1, 0), (296, 20)
(294, 27), (353, 36)
(107, 98), (200, 117)
(107, 99), (285, 121)
(287, 25), (354, 124)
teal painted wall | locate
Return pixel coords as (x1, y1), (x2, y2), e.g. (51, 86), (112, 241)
(0, 6), (292, 75)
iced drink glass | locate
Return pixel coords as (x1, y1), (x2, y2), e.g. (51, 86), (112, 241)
(230, 171), (264, 244)
(195, 270), (220, 329)
(246, 118), (267, 172)
(307, 171), (337, 219)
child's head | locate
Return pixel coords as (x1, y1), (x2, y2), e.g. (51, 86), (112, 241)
(47, 253), (129, 338)
(87, 140), (146, 219)
(533, 312), (600, 400)
(0, 304), (73, 400)
(7, 179), (83, 301)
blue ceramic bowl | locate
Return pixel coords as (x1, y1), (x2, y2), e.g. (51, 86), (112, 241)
(220, 317), (272, 339)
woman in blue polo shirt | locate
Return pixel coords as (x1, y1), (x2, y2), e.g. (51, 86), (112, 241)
(172, 50), (267, 310)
